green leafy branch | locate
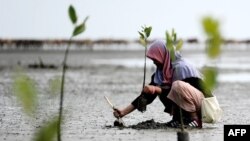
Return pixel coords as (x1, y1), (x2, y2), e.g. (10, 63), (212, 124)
(138, 25), (152, 47)
(69, 5), (89, 37)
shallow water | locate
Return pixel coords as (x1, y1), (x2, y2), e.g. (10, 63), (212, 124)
(2, 43), (249, 82)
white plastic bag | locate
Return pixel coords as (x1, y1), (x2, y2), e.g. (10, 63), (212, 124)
(201, 96), (223, 123)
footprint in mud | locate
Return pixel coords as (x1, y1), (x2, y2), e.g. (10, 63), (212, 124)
(105, 119), (169, 130)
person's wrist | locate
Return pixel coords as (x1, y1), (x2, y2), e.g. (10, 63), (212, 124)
(119, 110), (125, 117)
(151, 86), (156, 94)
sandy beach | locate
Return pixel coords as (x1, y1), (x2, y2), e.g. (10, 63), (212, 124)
(1, 43), (250, 141)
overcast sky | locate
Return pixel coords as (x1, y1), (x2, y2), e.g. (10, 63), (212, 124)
(1, 0), (250, 40)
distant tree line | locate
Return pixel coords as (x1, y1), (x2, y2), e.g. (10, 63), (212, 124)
(0, 38), (250, 48)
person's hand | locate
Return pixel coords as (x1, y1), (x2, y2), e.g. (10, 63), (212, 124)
(143, 85), (156, 94)
(113, 108), (123, 118)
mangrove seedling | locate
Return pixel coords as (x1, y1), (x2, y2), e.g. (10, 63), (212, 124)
(57, 5), (88, 141)
(137, 25), (152, 112)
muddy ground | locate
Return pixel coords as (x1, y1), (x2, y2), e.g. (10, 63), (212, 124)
(0, 46), (250, 141)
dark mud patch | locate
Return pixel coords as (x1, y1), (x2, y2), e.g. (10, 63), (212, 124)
(128, 119), (168, 129)
(105, 119), (169, 130)
(105, 119), (216, 130)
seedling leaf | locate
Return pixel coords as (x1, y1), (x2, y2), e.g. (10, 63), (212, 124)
(68, 5), (77, 24)
(73, 22), (86, 37)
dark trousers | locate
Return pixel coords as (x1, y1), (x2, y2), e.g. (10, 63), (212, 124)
(131, 90), (173, 114)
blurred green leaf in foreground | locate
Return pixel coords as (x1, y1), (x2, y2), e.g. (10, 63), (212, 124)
(201, 16), (222, 96)
(13, 70), (37, 116)
(34, 117), (59, 141)
(202, 16), (222, 59)
(49, 76), (61, 96)
(201, 66), (218, 97)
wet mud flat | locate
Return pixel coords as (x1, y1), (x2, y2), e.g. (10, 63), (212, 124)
(1, 64), (250, 141)
(1, 46), (250, 141)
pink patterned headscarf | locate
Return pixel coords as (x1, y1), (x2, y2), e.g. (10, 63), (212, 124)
(146, 40), (173, 86)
